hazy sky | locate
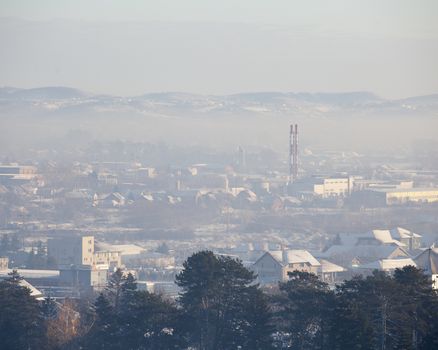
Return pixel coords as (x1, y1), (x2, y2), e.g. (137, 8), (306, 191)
(1, 0), (437, 98)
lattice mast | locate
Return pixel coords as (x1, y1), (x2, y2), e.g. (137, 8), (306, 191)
(289, 124), (298, 182)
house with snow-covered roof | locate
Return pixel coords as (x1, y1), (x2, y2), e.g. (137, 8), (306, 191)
(252, 250), (321, 285)
(390, 227), (422, 251)
(357, 258), (417, 274)
(318, 227), (422, 269)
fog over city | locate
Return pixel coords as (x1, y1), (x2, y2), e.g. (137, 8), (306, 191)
(1, 2), (438, 350)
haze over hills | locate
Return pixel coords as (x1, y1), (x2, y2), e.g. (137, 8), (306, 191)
(1, 86), (438, 115)
(2, 4), (438, 349)
(1, 86), (437, 153)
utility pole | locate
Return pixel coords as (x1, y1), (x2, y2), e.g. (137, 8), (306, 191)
(380, 298), (388, 350)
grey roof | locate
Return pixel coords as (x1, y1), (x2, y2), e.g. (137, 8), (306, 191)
(390, 227), (421, 239)
(96, 243), (145, 256)
(359, 258), (416, 271)
(0, 269), (59, 279)
(357, 229), (404, 246)
(319, 259), (346, 273)
(266, 250), (321, 267)
(319, 244), (409, 265)
(367, 230), (394, 243)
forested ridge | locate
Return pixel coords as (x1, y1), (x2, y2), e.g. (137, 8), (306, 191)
(1, 251), (438, 349)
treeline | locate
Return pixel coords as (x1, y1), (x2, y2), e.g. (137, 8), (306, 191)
(1, 251), (438, 349)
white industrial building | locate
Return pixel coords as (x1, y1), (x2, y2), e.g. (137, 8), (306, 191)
(361, 188), (438, 206)
(289, 175), (354, 198)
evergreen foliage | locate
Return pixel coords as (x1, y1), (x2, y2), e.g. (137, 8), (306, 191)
(82, 269), (184, 349)
(176, 250), (274, 349)
(0, 271), (47, 350)
(330, 267), (438, 350)
(2, 252), (438, 350)
(275, 271), (335, 349)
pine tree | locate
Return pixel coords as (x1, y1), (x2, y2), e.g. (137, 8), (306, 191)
(0, 273), (47, 349)
(329, 276), (373, 350)
(42, 296), (58, 320)
(83, 278), (184, 350)
(121, 272), (137, 295)
(241, 286), (275, 350)
(392, 266), (438, 349)
(118, 291), (184, 350)
(82, 293), (117, 350)
(106, 268), (124, 312)
(275, 271), (335, 350)
(330, 272), (396, 350)
(176, 250), (274, 349)
(6, 269), (23, 284)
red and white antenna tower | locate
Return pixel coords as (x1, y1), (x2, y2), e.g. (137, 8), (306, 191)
(289, 124), (298, 182)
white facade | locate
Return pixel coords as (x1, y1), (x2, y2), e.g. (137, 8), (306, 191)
(384, 188), (438, 205)
(313, 177), (353, 198)
(48, 236), (94, 267)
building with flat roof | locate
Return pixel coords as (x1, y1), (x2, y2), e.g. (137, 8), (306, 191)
(48, 235), (122, 270)
(93, 250), (122, 269)
(48, 236), (94, 267)
(385, 188), (438, 205)
(0, 165), (37, 175)
(59, 264), (108, 292)
(353, 188), (438, 207)
(0, 164), (38, 184)
(289, 175), (354, 199)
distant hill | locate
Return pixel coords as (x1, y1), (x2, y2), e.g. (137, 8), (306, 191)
(0, 86), (437, 153)
(227, 91), (382, 105)
(396, 94), (438, 106)
(0, 86), (88, 100)
(0, 86), (437, 118)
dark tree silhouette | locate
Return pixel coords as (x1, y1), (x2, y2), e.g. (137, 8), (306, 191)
(176, 250), (274, 350)
(275, 271), (335, 350)
(0, 271), (47, 349)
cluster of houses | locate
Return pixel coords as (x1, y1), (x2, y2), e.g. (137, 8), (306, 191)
(0, 234), (180, 298)
(1, 226), (438, 302)
(3, 160), (437, 234)
(1, 161), (438, 300)
(251, 227), (438, 289)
